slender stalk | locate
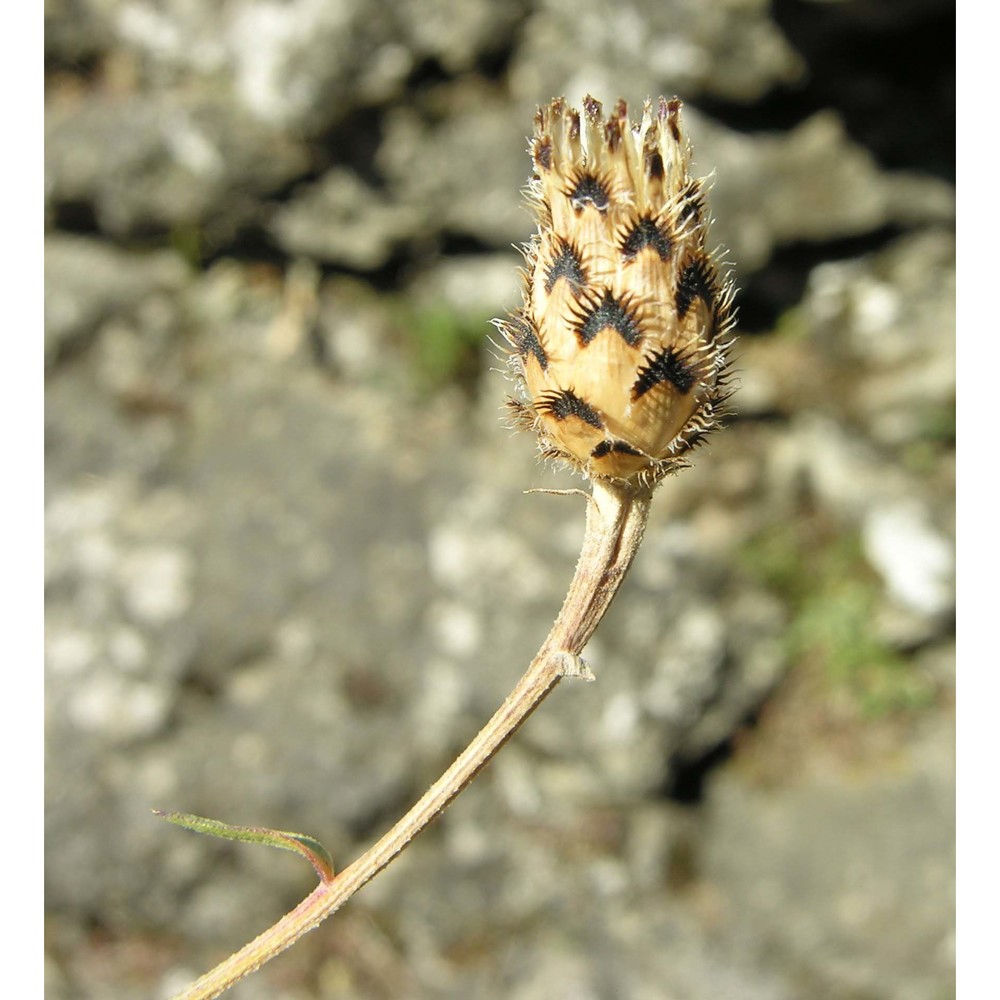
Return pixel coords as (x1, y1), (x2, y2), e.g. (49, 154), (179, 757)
(172, 478), (652, 1000)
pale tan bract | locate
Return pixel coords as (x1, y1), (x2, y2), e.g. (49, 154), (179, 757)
(500, 95), (736, 484)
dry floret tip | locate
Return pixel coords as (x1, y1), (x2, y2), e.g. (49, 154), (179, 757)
(500, 95), (736, 485)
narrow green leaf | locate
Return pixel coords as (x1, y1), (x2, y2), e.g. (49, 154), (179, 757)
(153, 810), (336, 883)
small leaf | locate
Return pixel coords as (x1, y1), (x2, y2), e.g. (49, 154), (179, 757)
(154, 810), (336, 883)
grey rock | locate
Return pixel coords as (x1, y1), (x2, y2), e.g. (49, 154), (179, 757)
(698, 110), (955, 273)
(772, 414), (913, 521)
(44, 234), (189, 365)
(313, 275), (402, 381)
(45, 478), (201, 920)
(105, 0), (526, 135)
(803, 228), (956, 447)
(378, 87), (530, 247)
(183, 257), (321, 368)
(702, 713), (955, 1000)
(110, 0), (400, 131)
(510, 0), (804, 107)
(270, 168), (427, 269)
(392, 0), (530, 75)
(45, 91), (309, 242)
(414, 254), (522, 316)
(46, 333), (479, 938)
(45, 0), (117, 64)
(863, 500), (954, 619)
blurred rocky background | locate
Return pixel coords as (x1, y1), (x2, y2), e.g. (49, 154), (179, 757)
(44, 0), (954, 997)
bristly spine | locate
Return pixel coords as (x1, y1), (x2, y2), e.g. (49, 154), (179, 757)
(573, 288), (644, 348)
(632, 346), (698, 399)
(544, 237), (588, 294)
(500, 95), (736, 485)
(535, 388), (604, 429)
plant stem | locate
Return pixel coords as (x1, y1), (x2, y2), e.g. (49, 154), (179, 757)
(172, 477), (652, 1000)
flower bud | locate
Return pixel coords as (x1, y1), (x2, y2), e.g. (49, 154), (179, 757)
(498, 96), (736, 484)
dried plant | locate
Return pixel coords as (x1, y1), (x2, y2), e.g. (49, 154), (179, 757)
(502, 95), (734, 484)
(161, 95), (736, 999)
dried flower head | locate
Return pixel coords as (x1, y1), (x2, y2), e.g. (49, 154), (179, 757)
(498, 95), (736, 485)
